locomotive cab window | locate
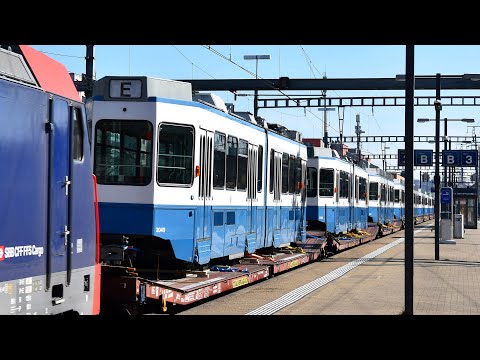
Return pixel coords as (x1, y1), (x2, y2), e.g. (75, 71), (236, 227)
(72, 107), (84, 161)
(94, 120), (153, 186)
(157, 123), (194, 186)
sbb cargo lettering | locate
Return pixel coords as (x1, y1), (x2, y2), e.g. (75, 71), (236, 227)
(1, 245), (44, 260)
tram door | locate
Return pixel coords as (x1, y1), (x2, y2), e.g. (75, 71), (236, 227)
(247, 144), (259, 252)
(265, 150), (282, 248)
(380, 183), (386, 225)
(295, 159), (307, 241)
(348, 172), (354, 231)
(198, 128), (214, 262)
(353, 173), (358, 231)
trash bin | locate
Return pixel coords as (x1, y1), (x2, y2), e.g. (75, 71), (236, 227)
(454, 214), (464, 239)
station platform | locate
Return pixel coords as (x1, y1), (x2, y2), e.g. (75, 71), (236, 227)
(178, 219), (480, 316)
(275, 219), (480, 315)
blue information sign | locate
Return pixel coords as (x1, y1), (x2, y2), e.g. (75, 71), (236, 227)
(440, 187), (452, 204)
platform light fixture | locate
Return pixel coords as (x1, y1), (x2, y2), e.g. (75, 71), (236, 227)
(244, 54), (271, 119)
(417, 118), (474, 123)
(463, 74), (480, 81)
(243, 55), (271, 79)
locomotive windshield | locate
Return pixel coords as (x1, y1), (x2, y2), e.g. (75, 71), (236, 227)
(94, 120), (153, 185)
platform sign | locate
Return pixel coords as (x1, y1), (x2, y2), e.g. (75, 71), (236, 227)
(398, 149), (433, 166)
(443, 150), (478, 167)
(461, 150), (478, 167)
(415, 150), (433, 166)
(441, 187), (452, 204)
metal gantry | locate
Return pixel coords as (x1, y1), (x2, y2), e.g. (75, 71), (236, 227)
(328, 135), (476, 143)
(257, 95), (480, 109)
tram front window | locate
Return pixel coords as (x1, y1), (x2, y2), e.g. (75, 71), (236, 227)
(94, 120), (153, 186)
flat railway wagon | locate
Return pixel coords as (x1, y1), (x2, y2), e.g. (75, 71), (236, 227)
(0, 45), (100, 315)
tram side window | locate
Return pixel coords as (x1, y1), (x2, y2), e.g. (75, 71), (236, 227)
(281, 153), (289, 194)
(394, 189), (400, 203)
(295, 157), (302, 194)
(257, 145), (263, 192)
(359, 177), (367, 201)
(213, 132), (226, 189)
(226, 135), (238, 190)
(301, 159), (307, 200)
(339, 170), (349, 199)
(380, 184), (387, 203)
(237, 139), (248, 190)
(94, 120), (153, 186)
(157, 123), (194, 185)
(269, 149), (274, 193)
(319, 168), (334, 196)
(355, 176), (359, 203)
(72, 107), (84, 161)
(307, 167), (317, 197)
(369, 182), (378, 200)
(289, 154), (295, 194)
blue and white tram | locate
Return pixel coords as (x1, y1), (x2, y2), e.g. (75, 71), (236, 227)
(88, 76), (307, 269)
(306, 147), (368, 235)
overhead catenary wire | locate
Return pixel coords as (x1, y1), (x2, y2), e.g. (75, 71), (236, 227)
(38, 51), (84, 59)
